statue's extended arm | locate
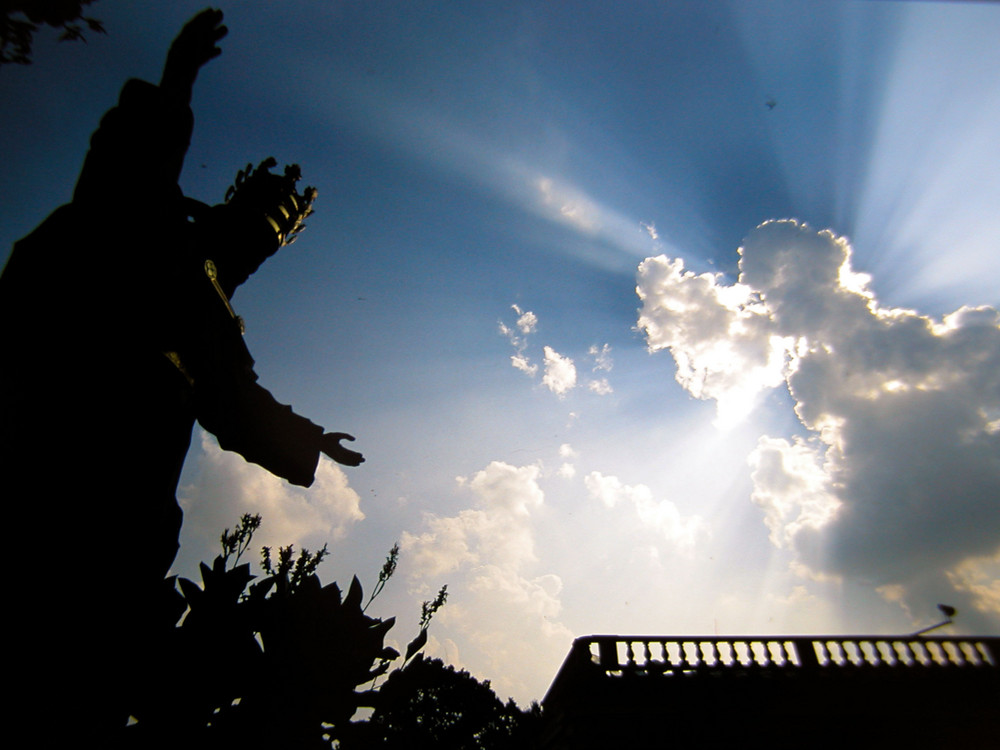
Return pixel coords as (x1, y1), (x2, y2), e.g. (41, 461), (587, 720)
(196, 376), (364, 486)
(185, 310), (364, 485)
(320, 432), (365, 467)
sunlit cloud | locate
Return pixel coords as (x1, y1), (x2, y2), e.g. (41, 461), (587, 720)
(589, 343), (613, 372)
(512, 303), (538, 334)
(178, 430), (364, 560)
(557, 444), (577, 478)
(510, 353), (538, 377)
(500, 305), (539, 377)
(400, 461), (571, 702)
(636, 253), (789, 428)
(587, 378), (613, 395)
(637, 219), (1000, 626)
(401, 462), (543, 576)
(541, 346), (577, 397)
(557, 463), (576, 479)
(947, 553), (1000, 625)
(584, 471), (708, 555)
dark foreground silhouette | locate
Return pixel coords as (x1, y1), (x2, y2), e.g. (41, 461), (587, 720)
(117, 513), (535, 749)
(1, 9), (362, 739)
(541, 634), (1000, 749)
(0, 0), (106, 65)
(123, 514), (436, 747)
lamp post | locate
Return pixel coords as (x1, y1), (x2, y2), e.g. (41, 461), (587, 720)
(910, 604), (957, 637)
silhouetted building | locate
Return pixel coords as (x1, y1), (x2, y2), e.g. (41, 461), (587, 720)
(541, 635), (999, 749)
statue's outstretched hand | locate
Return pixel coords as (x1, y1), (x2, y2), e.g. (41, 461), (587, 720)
(160, 8), (227, 104)
(320, 432), (365, 467)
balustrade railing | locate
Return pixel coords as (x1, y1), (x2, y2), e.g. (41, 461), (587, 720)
(573, 635), (998, 676)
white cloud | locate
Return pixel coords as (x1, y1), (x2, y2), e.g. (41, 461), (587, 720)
(178, 430), (364, 554)
(512, 304), (538, 334)
(589, 343), (613, 372)
(510, 353), (538, 377)
(500, 306), (539, 378)
(502, 311), (610, 400)
(636, 253), (789, 427)
(584, 471), (708, 555)
(587, 378), (613, 395)
(557, 445), (577, 478)
(637, 219), (1000, 626)
(542, 346), (577, 397)
(947, 553), (1000, 628)
(400, 461), (572, 702)
(401, 461), (545, 576)
(747, 435), (840, 550)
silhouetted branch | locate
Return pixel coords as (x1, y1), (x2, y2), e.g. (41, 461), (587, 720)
(1, 1), (106, 65)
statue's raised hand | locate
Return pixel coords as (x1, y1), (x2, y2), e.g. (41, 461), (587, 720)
(320, 432), (365, 467)
(160, 8), (227, 104)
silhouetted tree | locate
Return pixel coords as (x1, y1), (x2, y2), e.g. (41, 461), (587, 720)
(1, 0), (105, 65)
(347, 655), (543, 750)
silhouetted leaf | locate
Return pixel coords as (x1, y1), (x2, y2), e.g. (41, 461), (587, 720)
(405, 627), (428, 662)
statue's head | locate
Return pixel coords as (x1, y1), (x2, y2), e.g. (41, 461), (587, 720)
(196, 158), (318, 295)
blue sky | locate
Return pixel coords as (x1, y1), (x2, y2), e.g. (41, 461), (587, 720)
(2, 0), (998, 705)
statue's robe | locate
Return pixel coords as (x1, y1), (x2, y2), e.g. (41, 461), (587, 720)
(0, 78), (326, 734)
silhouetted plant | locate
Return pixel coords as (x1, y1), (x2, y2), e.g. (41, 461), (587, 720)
(404, 583), (449, 663)
(365, 542), (399, 611)
(1, 1), (106, 65)
(126, 515), (436, 748)
(220, 511), (261, 566)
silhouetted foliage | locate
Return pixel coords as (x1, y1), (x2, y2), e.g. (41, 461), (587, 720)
(125, 515), (437, 748)
(346, 655), (542, 750)
(1, 0), (105, 65)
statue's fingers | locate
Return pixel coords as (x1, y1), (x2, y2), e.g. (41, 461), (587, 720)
(210, 22), (228, 46)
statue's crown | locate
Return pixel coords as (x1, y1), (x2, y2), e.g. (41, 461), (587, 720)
(224, 157), (317, 246)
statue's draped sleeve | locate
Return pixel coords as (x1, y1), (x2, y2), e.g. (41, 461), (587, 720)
(188, 312), (325, 487)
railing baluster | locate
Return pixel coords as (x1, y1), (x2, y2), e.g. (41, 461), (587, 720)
(752, 641), (768, 667)
(942, 641), (962, 666)
(684, 641), (698, 668)
(876, 641), (895, 666)
(625, 640), (636, 669)
(578, 636), (997, 680)
(700, 641), (715, 667)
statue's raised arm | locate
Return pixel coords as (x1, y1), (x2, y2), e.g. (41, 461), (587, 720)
(159, 8), (227, 105)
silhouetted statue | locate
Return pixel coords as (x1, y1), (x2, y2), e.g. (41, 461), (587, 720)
(0, 8), (362, 738)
